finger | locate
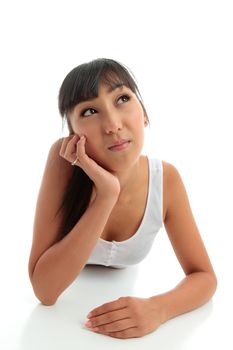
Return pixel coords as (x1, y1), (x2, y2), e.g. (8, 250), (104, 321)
(65, 134), (80, 158)
(88, 298), (128, 318)
(90, 318), (134, 333)
(106, 327), (140, 339)
(87, 307), (129, 328)
(59, 135), (78, 158)
(75, 135), (87, 163)
(59, 135), (75, 153)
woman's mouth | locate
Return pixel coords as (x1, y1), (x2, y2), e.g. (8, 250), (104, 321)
(108, 140), (131, 151)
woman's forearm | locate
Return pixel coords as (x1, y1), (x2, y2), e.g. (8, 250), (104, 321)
(31, 196), (116, 305)
(149, 271), (217, 324)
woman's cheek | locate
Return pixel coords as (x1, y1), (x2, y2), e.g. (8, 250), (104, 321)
(84, 140), (100, 160)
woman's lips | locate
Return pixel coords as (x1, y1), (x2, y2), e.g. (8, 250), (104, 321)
(108, 140), (131, 151)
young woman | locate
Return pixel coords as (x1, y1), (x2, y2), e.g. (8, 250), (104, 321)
(28, 58), (217, 339)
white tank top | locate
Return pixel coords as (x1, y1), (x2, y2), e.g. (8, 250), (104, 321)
(85, 156), (163, 269)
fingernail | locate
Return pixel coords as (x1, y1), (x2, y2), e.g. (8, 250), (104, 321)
(85, 320), (92, 328)
(91, 327), (99, 332)
(87, 312), (92, 318)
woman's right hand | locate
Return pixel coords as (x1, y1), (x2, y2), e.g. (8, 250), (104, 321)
(59, 134), (121, 201)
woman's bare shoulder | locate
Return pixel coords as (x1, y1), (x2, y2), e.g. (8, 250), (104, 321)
(46, 138), (73, 179)
(48, 138), (67, 164)
(161, 160), (181, 222)
(162, 160), (181, 183)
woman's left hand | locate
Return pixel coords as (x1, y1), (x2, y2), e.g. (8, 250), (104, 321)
(85, 296), (164, 339)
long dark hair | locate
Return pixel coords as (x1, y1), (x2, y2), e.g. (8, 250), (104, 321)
(57, 58), (149, 240)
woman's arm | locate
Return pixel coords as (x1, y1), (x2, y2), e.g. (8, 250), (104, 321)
(28, 140), (117, 305)
(149, 162), (217, 322)
(82, 162), (217, 339)
(149, 272), (217, 324)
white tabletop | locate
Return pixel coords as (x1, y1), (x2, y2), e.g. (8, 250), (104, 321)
(0, 226), (230, 350)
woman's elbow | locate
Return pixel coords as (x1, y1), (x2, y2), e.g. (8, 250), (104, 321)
(34, 288), (58, 306)
(211, 272), (218, 294)
(39, 297), (57, 306)
(30, 276), (58, 306)
(204, 270), (218, 297)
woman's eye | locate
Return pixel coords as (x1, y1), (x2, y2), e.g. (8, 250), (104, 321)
(118, 94), (130, 104)
(80, 108), (97, 117)
(80, 95), (130, 117)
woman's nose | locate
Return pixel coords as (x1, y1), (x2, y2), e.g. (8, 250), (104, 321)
(103, 112), (123, 134)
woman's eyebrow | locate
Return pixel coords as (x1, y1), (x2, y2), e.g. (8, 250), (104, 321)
(107, 83), (124, 93)
(78, 84), (125, 105)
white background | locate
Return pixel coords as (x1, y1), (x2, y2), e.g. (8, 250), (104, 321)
(0, 0), (232, 349)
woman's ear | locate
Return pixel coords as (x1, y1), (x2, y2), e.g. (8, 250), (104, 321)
(144, 116), (149, 126)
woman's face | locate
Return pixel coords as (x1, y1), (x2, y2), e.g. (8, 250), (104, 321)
(69, 82), (147, 171)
